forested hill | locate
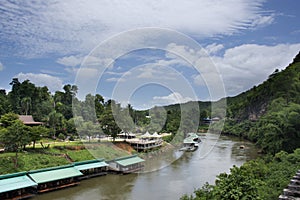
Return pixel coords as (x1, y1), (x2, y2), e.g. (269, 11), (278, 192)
(221, 51), (300, 154)
(226, 51), (300, 121)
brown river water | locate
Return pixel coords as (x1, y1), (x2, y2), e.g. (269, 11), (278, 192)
(33, 133), (259, 200)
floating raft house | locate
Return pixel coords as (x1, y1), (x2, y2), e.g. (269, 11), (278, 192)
(28, 165), (82, 193)
(0, 172), (37, 200)
(109, 155), (145, 174)
(73, 159), (109, 179)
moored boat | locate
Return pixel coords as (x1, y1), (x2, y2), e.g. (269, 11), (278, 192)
(180, 133), (201, 152)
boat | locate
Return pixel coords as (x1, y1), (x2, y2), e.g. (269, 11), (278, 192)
(179, 133), (201, 152)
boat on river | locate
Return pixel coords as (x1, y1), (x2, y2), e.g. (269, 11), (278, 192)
(180, 133), (201, 152)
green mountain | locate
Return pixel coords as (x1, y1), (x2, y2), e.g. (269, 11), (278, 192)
(226, 51), (300, 121)
(221, 51), (300, 154)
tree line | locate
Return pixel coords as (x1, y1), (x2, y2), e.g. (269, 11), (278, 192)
(0, 78), (212, 147)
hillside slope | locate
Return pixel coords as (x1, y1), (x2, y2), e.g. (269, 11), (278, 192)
(221, 51), (300, 153)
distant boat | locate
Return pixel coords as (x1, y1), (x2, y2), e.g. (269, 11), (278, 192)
(180, 133), (201, 152)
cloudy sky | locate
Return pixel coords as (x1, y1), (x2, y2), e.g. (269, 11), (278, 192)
(0, 0), (299, 109)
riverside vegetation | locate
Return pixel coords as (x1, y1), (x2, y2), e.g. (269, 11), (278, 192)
(0, 52), (300, 199)
(180, 52), (300, 199)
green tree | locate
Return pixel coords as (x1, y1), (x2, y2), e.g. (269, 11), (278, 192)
(99, 100), (121, 141)
(0, 120), (30, 167)
(29, 126), (49, 149)
(21, 97), (31, 115)
(0, 112), (19, 127)
(48, 111), (65, 138)
(0, 89), (10, 115)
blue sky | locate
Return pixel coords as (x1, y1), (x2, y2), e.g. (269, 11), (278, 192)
(0, 0), (299, 109)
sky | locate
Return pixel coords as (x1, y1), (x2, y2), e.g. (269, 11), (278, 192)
(0, 0), (299, 110)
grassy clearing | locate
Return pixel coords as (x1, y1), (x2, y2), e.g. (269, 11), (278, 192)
(0, 141), (132, 174)
(0, 152), (69, 174)
(85, 142), (131, 160)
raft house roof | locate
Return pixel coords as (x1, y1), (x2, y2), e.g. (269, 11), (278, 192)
(0, 172), (37, 193)
(28, 165), (82, 184)
(183, 133), (200, 144)
(114, 155), (145, 167)
(73, 159), (108, 171)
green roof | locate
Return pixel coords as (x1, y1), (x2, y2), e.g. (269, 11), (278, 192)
(74, 160), (108, 171)
(114, 155), (145, 167)
(183, 133), (199, 144)
(28, 166), (82, 184)
(183, 137), (196, 144)
(0, 171), (27, 180)
(0, 174), (37, 193)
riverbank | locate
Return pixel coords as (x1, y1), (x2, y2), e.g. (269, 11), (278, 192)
(180, 148), (300, 200)
(0, 141), (132, 175)
(34, 133), (259, 200)
(0, 155), (145, 199)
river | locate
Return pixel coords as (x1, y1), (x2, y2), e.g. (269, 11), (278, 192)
(34, 133), (259, 200)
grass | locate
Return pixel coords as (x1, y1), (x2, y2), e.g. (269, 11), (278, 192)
(84, 142), (131, 160)
(0, 140), (132, 174)
(0, 152), (69, 174)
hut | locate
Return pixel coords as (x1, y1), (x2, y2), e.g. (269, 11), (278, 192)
(73, 159), (109, 179)
(18, 115), (43, 126)
(109, 155), (145, 174)
(0, 172), (37, 199)
(28, 165), (82, 193)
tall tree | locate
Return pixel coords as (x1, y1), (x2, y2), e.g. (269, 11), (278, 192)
(21, 97), (31, 115)
(0, 120), (30, 167)
(0, 89), (10, 115)
(48, 111), (65, 138)
(99, 100), (121, 141)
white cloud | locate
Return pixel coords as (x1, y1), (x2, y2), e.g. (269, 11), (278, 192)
(153, 92), (194, 106)
(205, 43), (224, 55)
(0, 0), (271, 58)
(15, 73), (63, 92)
(166, 42), (300, 97)
(211, 43), (300, 96)
(250, 14), (275, 28)
(57, 55), (83, 67)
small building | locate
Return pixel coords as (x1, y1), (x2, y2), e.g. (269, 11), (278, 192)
(212, 117), (220, 122)
(109, 155), (145, 174)
(73, 159), (109, 179)
(18, 115), (44, 126)
(202, 117), (211, 124)
(126, 139), (163, 151)
(126, 131), (163, 151)
(180, 133), (201, 151)
(28, 165), (82, 193)
(117, 132), (136, 139)
(0, 172), (37, 200)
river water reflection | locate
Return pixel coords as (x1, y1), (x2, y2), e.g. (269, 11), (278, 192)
(34, 133), (259, 200)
